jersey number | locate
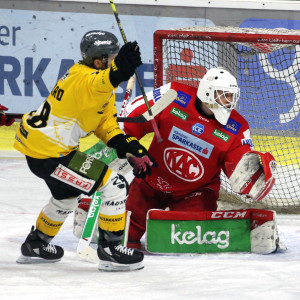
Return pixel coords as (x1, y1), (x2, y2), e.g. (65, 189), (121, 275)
(51, 85), (64, 101)
(27, 101), (51, 128)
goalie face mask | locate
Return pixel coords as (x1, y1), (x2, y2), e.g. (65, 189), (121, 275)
(197, 67), (240, 125)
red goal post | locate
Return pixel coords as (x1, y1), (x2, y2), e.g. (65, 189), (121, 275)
(153, 26), (300, 212)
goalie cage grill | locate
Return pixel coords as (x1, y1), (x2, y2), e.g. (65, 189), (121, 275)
(153, 26), (300, 213)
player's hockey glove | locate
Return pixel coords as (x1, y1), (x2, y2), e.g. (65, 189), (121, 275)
(109, 41), (142, 87)
(0, 104), (15, 126)
(107, 134), (157, 179)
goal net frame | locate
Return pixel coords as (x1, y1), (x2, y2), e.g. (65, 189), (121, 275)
(153, 26), (300, 213)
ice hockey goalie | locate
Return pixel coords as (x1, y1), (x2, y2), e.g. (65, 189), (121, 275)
(74, 67), (279, 254)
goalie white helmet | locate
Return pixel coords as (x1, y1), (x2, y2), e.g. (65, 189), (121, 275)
(197, 67), (240, 125)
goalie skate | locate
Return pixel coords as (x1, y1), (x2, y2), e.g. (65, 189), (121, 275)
(97, 241), (144, 272)
(16, 226), (64, 264)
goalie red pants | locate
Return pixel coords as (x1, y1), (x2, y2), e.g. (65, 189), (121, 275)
(126, 177), (219, 246)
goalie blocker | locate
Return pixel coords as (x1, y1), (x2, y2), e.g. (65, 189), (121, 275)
(146, 209), (286, 255)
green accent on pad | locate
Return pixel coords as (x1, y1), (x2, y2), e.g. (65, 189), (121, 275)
(68, 151), (107, 181)
(146, 219), (250, 253)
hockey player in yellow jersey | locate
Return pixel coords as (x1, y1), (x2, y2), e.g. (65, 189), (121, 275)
(14, 30), (156, 271)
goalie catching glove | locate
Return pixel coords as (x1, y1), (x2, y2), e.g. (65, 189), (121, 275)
(226, 151), (277, 201)
(107, 134), (157, 179)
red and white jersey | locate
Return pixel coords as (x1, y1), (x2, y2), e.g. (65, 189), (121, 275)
(123, 82), (253, 196)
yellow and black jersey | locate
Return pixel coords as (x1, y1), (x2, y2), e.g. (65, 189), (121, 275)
(14, 62), (123, 159)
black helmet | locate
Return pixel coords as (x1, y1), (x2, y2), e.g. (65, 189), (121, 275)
(80, 30), (120, 67)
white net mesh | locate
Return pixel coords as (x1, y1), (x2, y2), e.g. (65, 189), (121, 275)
(154, 26), (300, 212)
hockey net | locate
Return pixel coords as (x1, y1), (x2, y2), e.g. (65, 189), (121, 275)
(153, 26), (300, 213)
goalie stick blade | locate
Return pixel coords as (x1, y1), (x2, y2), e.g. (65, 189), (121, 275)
(117, 89), (177, 123)
(77, 192), (101, 261)
(77, 246), (99, 264)
(77, 237), (92, 255)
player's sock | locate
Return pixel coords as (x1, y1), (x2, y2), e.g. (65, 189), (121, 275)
(16, 226), (64, 264)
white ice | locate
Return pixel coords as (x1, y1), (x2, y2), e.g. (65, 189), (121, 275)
(1, 153), (300, 300)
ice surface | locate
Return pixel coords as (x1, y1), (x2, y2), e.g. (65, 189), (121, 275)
(1, 155), (300, 300)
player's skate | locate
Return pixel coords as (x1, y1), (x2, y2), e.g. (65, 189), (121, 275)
(97, 239), (144, 272)
(16, 226), (64, 264)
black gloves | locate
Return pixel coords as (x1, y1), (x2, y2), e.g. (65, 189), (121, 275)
(107, 134), (157, 179)
(109, 41), (142, 87)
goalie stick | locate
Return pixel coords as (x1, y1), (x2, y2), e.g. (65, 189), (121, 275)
(77, 191), (102, 263)
(77, 201), (133, 264)
(117, 89), (177, 122)
(6, 89), (177, 123)
(109, 0), (163, 142)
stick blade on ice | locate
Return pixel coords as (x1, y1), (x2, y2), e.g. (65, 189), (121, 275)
(76, 191), (101, 260)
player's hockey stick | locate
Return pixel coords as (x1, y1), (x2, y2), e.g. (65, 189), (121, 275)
(78, 207), (133, 264)
(77, 191), (102, 263)
(119, 77), (135, 117)
(109, 0), (163, 142)
(117, 89), (177, 122)
(6, 89), (177, 124)
(122, 210), (131, 247)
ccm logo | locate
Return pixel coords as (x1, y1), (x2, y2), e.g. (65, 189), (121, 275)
(210, 211), (247, 219)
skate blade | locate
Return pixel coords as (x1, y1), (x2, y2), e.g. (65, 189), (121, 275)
(16, 254), (61, 264)
(98, 261), (144, 272)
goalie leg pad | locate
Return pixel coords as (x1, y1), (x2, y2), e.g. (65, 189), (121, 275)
(146, 209), (252, 254)
(145, 209), (286, 255)
(250, 220), (279, 254)
(250, 209), (287, 254)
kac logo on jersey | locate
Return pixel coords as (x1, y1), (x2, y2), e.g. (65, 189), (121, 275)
(192, 123), (204, 136)
(164, 147), (204, 182)
(224, 118), (242, 135)
(174, 90), (192, 108)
